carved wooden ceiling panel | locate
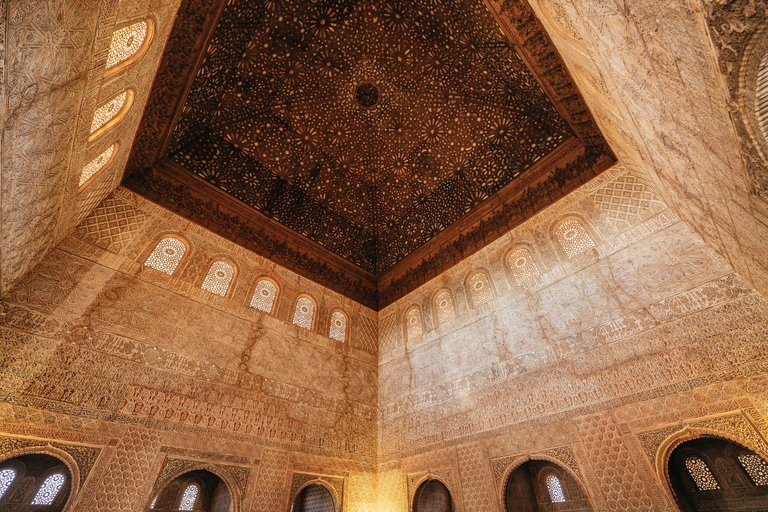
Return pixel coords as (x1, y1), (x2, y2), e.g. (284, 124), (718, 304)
(125, 0), (613, 308)
(164, 0), (571, 274)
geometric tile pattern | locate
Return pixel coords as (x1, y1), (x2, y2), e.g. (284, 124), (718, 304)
(592, 173), (666, 231)
(250, 448), (290, 512)
(88, 427), (162, 512)
(73, 196), (146, 253)
(576, 413), (657, 511)
(456, 443), (496, 512)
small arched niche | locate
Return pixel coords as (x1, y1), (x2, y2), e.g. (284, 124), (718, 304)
(667, 436), (768, 512)
(0, 453), (72, 511)
(504, 460), (592, 512)
(290, 483), (336, 512)
(148, 470), (232, 512)
(413, 479), (453, 512)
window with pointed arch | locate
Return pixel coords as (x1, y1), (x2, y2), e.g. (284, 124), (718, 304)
(507, 247), (540, 285)
(545, 474), (566, 503)
(329, 310), (348, 342)
(201, 260), (235, 297)
(30, 473), (66, 505)
(467, 271), (494, 307)
(80, 143), (118, 187)
(145, 237), (187, 275)
(685, 457), (720, 490)
(106, 20), (153, 73)
(293, 296), (315, 330)
(90, 90), (134, 140)
(405, 306), (423, 341)
(738, 453), (768, 486)
(433, 289), (455, 325)
(178, 483), (199, 511)
(251, 278), (278, 314)
(554, 218), (595, 258)
(0, 468), (17, 499)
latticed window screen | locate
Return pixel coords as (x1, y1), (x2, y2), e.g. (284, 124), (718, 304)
(468, 272), (494, 307)
(91, 91), (129, 134)
(555, 219), (595, 258)
(434, 290), (455, 324)
(179, 484), (199, 511)
(80, 144), (115, 186)
(329, 311), (347, 342)
(293, 297), (315, 330)
(405, 307), (422, 340)
(201, 260), (235, 296)
(757, 52), (768, 144)
(685, 457), (720, 490)
(0, 469), (16, 499)
(145, 237), (186, 275)
(507, 247), (540, 284)
(150, 495), (158, 509)
(546, 475), (566, 503)
(738, 453), (768, 486)
(251, 279), (277, 314)
(30, 473), (65, 505)
(106, 21), (148, 69)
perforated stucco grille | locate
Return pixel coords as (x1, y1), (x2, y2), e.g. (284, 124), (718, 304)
(293, 297), (315, 330)
(546, 475), (565, 503)
(106, 21), (148, 69)
(406, 307), (423, 340)
(80, 145), (115, 186)
(31, 473), (65, 505)
(507, 247), (540, 284)
(91, 92), (128, 133)
(555, 219), (595, 258)
(145, 237), (186, 275)
(685, 457), (719, 490)
(201, 260), (235, 296)
(738, 453), (768, 486)
(468, 272), (493, 307)
(179, 484), (199, 510)
(434, 290), (455, 325)
(329, 311), (347, 342)
(251, 279), (277, 314)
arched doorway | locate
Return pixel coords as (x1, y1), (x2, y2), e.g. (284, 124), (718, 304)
(504, 460), (592, 512)
(413, 479), (452, 512)
(149, 469), (232, 511)
(667, 437), (768, 511)
(0, 453), (72, 511)
(290, 483), (336, 512)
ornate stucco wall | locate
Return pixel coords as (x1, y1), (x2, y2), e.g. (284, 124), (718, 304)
(376, 163), (768, 512)
(0, 188), (379, 511)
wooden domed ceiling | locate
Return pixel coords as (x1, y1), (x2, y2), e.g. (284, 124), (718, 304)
(125, 0), (614, 309)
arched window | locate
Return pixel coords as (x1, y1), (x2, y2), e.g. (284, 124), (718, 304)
(545, 474), (566, 503)
(145, 237), (187, 275)
(106, 21), (152, 72)
(433, 289), (455, 325)
(30, 473), (66, 505)
(554, 219), (595, 258)
(329, 310), (347, 342)
(685, 456), (720, 490)
(201, 260), (235, 296)
(80, 143), (117, 187)
(467, 271), (494, 307)
(0, 468), (16, 499)
(293, 296), (315, 330)
(90, 90), (134, 140)
(251, 279), (278, 314)
(507, 247), (540, 284)
(150, 495), (158, 509)
(178, 483), (199, 511)
(738, 453), (768, 486)
(405, 306), (422, 341)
